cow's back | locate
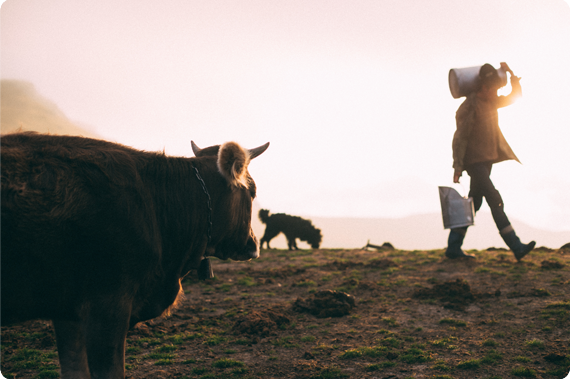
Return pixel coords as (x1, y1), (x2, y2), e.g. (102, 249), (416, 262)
(1, 132), (160, 325)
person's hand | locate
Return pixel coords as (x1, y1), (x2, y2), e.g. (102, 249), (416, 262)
(453, 170), (462, 183)
(500, 62), (513, 74)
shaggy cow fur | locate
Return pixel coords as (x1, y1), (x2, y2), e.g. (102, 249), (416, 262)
(259, 209), (322, 250)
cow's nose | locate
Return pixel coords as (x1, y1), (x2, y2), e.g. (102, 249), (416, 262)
(244, 237), (259, 260)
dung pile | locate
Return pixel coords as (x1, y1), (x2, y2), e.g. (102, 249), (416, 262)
(367, 258), (398, 269)
(413, 278), (478, 311)
(293, 290), (356, 318)
(233, 310), (290, 337)
(541, 260), (566, 269)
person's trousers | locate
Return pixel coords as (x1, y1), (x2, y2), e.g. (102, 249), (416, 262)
(455, 162), (511, 234)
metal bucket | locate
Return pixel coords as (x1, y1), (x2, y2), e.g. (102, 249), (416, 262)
(438, 186), (475, 229)
(448, 64), (508, 99)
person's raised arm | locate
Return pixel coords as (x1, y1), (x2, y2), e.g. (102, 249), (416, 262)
(497, 62), (522, 108)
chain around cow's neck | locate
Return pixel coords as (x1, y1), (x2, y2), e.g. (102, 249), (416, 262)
(192, 164), (212, 243)
(192, 164), (215, 281)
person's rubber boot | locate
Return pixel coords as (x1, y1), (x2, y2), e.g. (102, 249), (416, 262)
(500, 227), (536, 262)
(445, 229), (475, 259)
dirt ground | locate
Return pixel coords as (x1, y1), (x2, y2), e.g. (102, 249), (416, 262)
(2, 246), (570, 379)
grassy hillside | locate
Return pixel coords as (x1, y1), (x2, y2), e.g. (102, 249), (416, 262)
(2, 247), (569, 379)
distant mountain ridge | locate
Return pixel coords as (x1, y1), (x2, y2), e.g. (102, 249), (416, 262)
(251, 207), (570, 251)
(1, 80), (98, 137)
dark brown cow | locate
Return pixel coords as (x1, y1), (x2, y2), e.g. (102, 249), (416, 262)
(1, 132), (269, 379)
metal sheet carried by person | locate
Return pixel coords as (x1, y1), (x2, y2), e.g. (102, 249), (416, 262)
(438, 186), (475, 229)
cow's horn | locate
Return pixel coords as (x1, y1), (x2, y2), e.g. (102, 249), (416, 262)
(191, 141), (201, 156)
(248, 142), (270, 160)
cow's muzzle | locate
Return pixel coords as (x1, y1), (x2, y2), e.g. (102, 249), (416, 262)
(236, 236), (259, 261)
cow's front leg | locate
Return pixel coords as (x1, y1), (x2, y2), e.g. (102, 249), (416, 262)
(84, 303), (131, 379)
(53, 319), (90, 379)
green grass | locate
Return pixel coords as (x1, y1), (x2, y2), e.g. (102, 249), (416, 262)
(144, 352), (177, 360)
(296, 279), (317, 287)
(126, 346), (142, 354)
(7, 348), (58, 371)
(381, 317), (399, 326)
(399, 348), (431, 363)
(311, 366), (349, 379)
(338, 348), (363, 359)
(237, 276), (256, 286)
(511, 367), (537, 377)
(360, 346), (388, 358)
(546, 300), (570, 309)
(546, 367), (569, 377)
(431, 359), (453, 372)
(514, 356), (531, 362)
(439, 318), (467, 327)
(481, 349), (503, 365)
(271, 336), (299, 348)
(203, 335), (227, 346)
(456, 359), (481, 369)
(481, 338), (499, 347)
(230, 367), (249, 377)
(217, 283), (233, 292)
(155, 344), (177, 352)
(36, 371), (60, 379)
(524, 339), (545, 350)
(192, 367), (209, 375)
(338, 346), (387, 359)
(211, 358), (245, 368)
(379, 337), (401, 348)
(430, 336), (458, 349)
(365, 361), (397, 371)
(154, 358), (174, 365)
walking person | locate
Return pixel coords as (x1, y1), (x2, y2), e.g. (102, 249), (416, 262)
(446, 62), (535, 260)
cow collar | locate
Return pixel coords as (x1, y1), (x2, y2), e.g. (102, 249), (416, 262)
(192, 164), (215, 280)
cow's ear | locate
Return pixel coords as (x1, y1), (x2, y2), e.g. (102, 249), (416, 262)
(217, 142), (250, 188)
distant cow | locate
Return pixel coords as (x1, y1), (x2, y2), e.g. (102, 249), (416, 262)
(1, 132), (268, 379)
(259, 209), (322, 250)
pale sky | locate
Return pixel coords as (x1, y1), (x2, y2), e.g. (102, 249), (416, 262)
(2, 0), (570, 233)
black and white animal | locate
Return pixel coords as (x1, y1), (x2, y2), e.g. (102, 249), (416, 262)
(258, 209), (322, 250)
(1, 132), (269, 379)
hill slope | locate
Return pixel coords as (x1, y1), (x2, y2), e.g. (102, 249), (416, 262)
(1, 80), (98, 137)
